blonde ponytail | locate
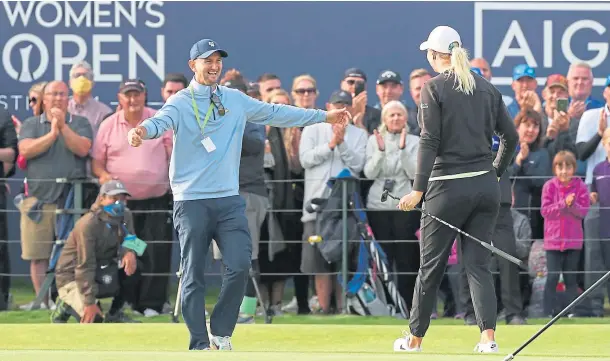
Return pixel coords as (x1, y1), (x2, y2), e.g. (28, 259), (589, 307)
(449, 45), (475, 95)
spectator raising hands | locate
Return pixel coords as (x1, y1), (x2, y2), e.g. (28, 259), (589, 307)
(518, 90), (542, 113)
(515, 142), (529, 166)
(568, 100), (586, 120)
(363, 101), (420, 309)
(373, 129), (384, 151)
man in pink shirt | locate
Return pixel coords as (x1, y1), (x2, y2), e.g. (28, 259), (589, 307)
(92, 79), (173, 317)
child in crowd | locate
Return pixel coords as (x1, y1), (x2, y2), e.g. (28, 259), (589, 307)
(540, 151), (590, 317)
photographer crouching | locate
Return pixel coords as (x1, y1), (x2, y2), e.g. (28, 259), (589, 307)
(51, 180), (146, 323)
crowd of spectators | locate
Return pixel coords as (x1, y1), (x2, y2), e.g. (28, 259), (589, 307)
(0, 56), (609, 324)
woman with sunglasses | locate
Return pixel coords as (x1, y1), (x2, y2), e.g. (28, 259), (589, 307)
(291, 75), (318, 110)
(394, 26), (518, 353)
(10, 81), (47, 138)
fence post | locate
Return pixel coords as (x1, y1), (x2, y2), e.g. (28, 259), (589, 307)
(73, 180), (83, 223)
(341, 179), (348, 314)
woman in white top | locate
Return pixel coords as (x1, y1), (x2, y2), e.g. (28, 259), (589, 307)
(363, 100), (420, 309)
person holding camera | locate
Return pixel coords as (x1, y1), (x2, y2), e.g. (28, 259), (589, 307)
(339, 68), (382, 134)
(541, 74), (578, 160)
(51, 180), (145, 323)
(363, 100), (420, 309)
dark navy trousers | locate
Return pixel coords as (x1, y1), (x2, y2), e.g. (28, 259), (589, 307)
(173, 195), (252, 350)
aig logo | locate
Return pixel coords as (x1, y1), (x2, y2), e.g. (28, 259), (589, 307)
(474, 2), (610, 86)
(1, 34), (48, 83)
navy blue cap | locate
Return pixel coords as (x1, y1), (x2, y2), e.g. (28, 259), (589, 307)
(513, 64), (535, 81)
(329, 90), (352, 105)
(190, 39), (228, 60)
(119, 79), (145, 93)
(343, 67), (367, 81)
(471, 67), (483, 76)
(377, 70), (402, 85)
(605, 75), (610, 87)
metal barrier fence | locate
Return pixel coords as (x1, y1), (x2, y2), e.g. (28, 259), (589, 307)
(1, 174), (608, 313)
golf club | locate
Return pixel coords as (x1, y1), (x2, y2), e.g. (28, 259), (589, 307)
(250, 267), (273, 324)
(380, 189), (526, 269)
(503, 269), (610, 361)
(171, 267), (183, 323)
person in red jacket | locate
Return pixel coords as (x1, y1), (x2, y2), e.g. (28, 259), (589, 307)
(540, 150), (590, 317)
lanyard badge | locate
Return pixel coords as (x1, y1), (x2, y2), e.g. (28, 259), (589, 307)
(190, 86), (218, 153)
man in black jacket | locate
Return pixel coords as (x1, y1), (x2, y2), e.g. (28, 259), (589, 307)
(215, 78), (269, 323)
(0, 108), (18, 311)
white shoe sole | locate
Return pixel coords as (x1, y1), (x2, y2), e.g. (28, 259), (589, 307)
(474, 342), (499, 353)
(393, 338), (422, 352)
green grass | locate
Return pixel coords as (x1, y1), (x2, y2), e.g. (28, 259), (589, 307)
(0, 323), (609, 361)
(4, 282), (610, 360)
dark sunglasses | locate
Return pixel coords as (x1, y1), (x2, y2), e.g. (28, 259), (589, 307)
(29, 97), (37, 104)
(294, 88), (316, 95)
(345, 79), (364, 85)
(211, 93), (226, 116)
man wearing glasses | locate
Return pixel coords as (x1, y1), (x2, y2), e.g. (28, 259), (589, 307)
(339, 68), (382, 135)
(17, 80), (93, 310)
(127, 38), (351, 351)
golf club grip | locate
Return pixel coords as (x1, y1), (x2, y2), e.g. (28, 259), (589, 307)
(508, 269), (610, 358)
(415, 206), (526, 269)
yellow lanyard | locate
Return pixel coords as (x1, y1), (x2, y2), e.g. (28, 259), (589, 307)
(190, 85), (214, 136)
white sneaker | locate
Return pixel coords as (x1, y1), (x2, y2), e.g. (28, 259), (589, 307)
(281, 297), (298, 313)
(393, 331), (422, 352)
(474, 341), (499, 353)
(143, 308), (160, 317)
(19, 300), (54, 311)
(211, 335), (233, 351)
(308, 296), (320, 312)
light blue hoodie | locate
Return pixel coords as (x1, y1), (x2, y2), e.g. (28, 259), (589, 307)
(140, 79), (327, 201)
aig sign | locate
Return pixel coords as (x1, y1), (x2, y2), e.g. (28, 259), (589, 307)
(474, 2), (610, 86)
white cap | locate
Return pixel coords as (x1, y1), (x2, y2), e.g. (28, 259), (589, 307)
(419, 26), (462, 54)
